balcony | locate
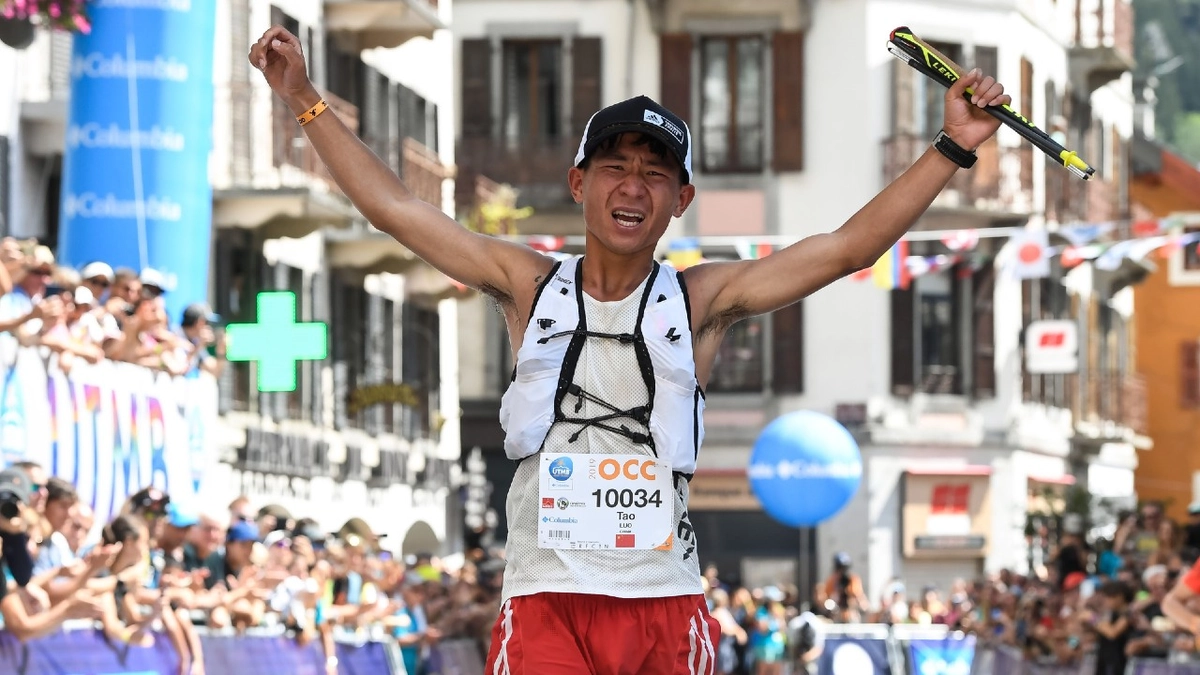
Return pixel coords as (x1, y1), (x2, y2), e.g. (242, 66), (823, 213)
(274, 91), (360, 193)
(883, 135), (1034, 225)
(324, 0), (444, 51)
(457, 135), (579, 214)
(213, 91), (362, 237)
(400, 137), (453, 209)
(1068, 0), (1135, 96)
(1023, 369), (1148, 438)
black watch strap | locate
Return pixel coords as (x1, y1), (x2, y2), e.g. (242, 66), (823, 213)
(932, 130), (977, 169)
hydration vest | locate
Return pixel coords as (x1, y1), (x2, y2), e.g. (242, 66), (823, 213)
(498, 256), (706, 476)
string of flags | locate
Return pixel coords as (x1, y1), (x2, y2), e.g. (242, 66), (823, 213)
(499, 215), (1200, 291)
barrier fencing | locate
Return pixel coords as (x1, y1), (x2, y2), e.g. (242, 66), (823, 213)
(816, 624), (1200, 675)
(0, 625), (488, 675)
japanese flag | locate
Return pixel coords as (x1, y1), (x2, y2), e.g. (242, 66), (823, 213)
(1006, 229), (1050, 279)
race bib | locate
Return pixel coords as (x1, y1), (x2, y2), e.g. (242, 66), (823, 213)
(538, 453), (673, 550)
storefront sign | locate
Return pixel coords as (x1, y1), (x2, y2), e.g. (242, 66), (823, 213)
(902, 470), (992, 559)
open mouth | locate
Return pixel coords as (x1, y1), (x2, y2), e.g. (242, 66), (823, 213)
(612, 209), (646, 229)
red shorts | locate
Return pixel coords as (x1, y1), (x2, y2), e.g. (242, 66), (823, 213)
(485, 592), (720, 675)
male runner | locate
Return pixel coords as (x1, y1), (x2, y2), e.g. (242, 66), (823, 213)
(249, 27), (1010, 674)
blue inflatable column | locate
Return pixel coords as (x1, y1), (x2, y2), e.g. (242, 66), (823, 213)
(58, 0), (217, 324)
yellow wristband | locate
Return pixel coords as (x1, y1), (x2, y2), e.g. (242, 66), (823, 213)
(297, 99), (329, 127)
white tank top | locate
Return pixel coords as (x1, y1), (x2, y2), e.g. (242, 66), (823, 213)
(501, 274), (703, 601)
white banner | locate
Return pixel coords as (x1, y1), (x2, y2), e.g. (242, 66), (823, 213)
(0, 347), (217, 521)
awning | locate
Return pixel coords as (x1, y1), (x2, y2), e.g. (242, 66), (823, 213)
(904, 465), (993, 476)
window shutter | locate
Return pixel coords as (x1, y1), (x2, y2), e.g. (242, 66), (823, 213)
(891, 288), (915, 395)
(1181, 341), (1200, 409)
(659, 33), (692, 123)
(771, 301), (804, 394)
(572, 37), (602, 138)
(772, 31), (804, 172)
(973, 265), (996, 399)
(461, 38), (493, 138)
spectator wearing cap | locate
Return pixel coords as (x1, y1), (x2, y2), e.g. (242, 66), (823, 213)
(257, 503), (294, 540)
(0, 468), (106, 642)
(224, 520), (259, 581)
(179, 302), (226, 378)
(139, 268), (168, 299)
(78, 262), (123, 342)
(1127, 565), (1172, 659)
(221, 519), (267, 631)
(79, 262), (114, 303)
(157, 503), (199, 572)
(0, 245), (63, 345)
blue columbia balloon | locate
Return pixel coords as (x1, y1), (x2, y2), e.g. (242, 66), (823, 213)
(748, 410), (863, 528)
(58, 0), (217, 324)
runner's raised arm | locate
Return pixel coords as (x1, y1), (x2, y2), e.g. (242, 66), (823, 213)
(247, 26), (551, 303)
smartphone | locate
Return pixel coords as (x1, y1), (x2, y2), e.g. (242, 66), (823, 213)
(44, 285), (64, 298)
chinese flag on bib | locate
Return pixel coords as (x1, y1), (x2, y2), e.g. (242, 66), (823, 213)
(615, 534), (636, 548)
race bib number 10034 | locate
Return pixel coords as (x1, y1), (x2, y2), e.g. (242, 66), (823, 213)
(538, 453), (674, 551)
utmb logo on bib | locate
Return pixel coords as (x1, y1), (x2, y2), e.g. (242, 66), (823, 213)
(549, 457), (574, 481)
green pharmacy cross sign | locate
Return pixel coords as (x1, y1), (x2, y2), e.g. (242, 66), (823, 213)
(224, 292), (328, 392)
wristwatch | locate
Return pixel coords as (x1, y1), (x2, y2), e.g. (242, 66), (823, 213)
(932, 130), (977, 169)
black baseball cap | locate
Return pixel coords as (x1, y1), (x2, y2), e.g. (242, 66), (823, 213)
(181, 302), (221, 328)
(0, 468), (32, 504)
(573, 95), (693, 184)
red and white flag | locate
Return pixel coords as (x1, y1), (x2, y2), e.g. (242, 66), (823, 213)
(942, 229), (980, 252)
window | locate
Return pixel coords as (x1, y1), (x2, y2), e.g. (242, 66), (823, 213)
(771, 301), (804, 394)
(700, 36), (765, 172)
(919, 284), (957, 393)
(330, 275), (368, 429)
(1186, 228), (1200, 271)
(1183, 341), (1200, 409)
(1019, 57), (1034, 121)
(324, 35), (363, 107)
(402, 304), (441, 440)
(708, 316), (765, 393)
(891, 241), (995, 398)
(921, 42), (962, 135)
(285, 266), (307, 420)
(502, 40), (563, 144)
(213, 229), (260, 413)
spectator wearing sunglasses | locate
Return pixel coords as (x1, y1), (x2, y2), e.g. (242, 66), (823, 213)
(78, 262), (123, 346)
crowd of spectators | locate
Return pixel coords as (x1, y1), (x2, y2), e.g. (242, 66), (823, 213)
(0, 462), (507, 675)
(698, 502), (1200, 675)
(0, 236), (225, 378)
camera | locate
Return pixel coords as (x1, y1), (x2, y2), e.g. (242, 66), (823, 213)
(0, 489), (23, 519)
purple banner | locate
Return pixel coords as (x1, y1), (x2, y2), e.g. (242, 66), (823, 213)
(1130, 661), (1200, 675)
(0, 630), (395, 675)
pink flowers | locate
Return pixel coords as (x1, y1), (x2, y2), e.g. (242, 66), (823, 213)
(1, 0), (93, 34)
